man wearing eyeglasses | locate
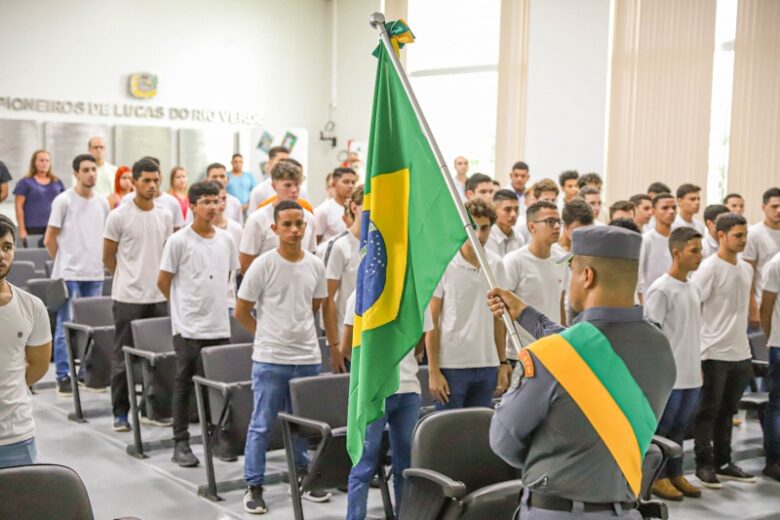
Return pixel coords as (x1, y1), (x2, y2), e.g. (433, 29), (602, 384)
(503, 201), (567, 355)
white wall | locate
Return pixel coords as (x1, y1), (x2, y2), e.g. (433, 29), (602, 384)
(524, 0), (611, 183)
(0, 0), (380, 207)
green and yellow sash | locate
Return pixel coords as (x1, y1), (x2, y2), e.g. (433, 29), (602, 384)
(528, 322), (657, 496)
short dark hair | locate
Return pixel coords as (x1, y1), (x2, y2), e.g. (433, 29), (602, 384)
(703, 204), (729, 224)
(559, 170), (579, 187)
(715, 213), (747, 234)
(562, 199), (594, 226)
(609, 218), (641, 234)
(72, 154), (96, 172)
(676, 183), (701, 199)
(512, 161), (528, 172)
(268, 146), (289, 160)
(0, 214), (17, 242)
(609, 200), (635, 220)
(763, 187), (780, 204)
(577, 172), (602, 189)
(465, 173), (493, 194)
(723, 193), (743, 205)
(188, 180), (221, 205)
(647, 182), (671, 195)
(332, 167), (357, 182)
(139, 156), (160, 166)
(464, 197), (497, 225)
(652, 192), (675, 207)
(274, 199), (304, 222)
(526, 200), (558, 223)
(493, 189), (519, 203)
(533, 179), (559, 199)
(206, 163), (226, 175)
(668, 226), (702, 254)
(132, 158), (161, 180)
(578, 186), (600, 199)
(232, 153), (243, 160)
(629, 193), (651, 206)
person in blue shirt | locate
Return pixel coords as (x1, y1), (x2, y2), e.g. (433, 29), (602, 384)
(227, 153), (257, 211)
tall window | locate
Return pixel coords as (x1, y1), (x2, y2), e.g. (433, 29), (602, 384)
(406, 0), (501, 176)
(706, 0), (738, 204)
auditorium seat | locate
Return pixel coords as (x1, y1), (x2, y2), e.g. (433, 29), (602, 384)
(229, 315), (254, 344)
(26, 278), (67, 312)
(279, 373), (394, 520)
(639, 436), (682, 520)
(14, 248), (49, 277)
(739, 331), (770, 430)
(7, 260), (36, 289)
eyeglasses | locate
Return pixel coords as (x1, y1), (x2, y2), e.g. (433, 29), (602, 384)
(533, 217), (562, 227)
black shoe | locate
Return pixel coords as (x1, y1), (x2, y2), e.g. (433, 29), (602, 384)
(171, 441), (199, 467)
(716, 463), (756, 483)
(244, 485), (267, 514)
(695, 467), (723, 489)
(763, 463), (780, 481)
(112, 416), (131, 432)
(56, 377), (73, 396)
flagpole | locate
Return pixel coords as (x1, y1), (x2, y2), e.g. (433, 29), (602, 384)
(369, 12), (526, 352)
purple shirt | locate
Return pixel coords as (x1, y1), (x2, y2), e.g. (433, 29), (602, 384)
(13, 177), (65, 229)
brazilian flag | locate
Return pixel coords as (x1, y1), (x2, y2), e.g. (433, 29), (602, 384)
(347, 25), (469, 464)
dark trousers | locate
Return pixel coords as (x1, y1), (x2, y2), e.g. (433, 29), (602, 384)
(694, 359), (753, 469)
(110, 301), (168, 417)
(172, 334), (229, 442)
(656, 387), (701, 477)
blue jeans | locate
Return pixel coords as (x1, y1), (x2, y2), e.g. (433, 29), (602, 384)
(656, 387), (701, 477)
(53, 280), (104, 380)
(435, 367), (497, 410)
(765, 348), (780, 464)
(244, 362), (320, 486)
(347, 392), (421, 520)
(0, 438), (37, 468)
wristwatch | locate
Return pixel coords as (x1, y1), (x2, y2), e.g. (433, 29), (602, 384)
(500, 360), (512, 366)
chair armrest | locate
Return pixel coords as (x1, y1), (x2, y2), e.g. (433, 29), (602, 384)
(122, 346), (175, 363)
(461, 479), (524, 508)
(192, 376), (251, 394)
(652, 436), (682, 459)
(63, 322), (94, 334)
(277, 412), (331, 437)
(402, 468), (467, 499)
(91, 325), (115, 333)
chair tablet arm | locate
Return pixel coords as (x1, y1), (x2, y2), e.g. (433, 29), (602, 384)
(278, 412), (332, 437)
(652, 436), (682, 459)
(402, 468), (468, 499)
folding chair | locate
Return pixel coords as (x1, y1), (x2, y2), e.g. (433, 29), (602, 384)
(62, 296), (115, 422)
(739, 331), (770, 430)
(229, 315), (254, 344)
(7, 260), (37, 289)
(26, 278), (66, 351)
(637, 436), (682, 520)
(279, 373), (394, 520)
(13, 248), (49, 276)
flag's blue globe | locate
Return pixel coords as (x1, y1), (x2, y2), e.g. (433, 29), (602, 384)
(356, 217), (387, 316)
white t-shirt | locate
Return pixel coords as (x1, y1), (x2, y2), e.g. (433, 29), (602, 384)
(94, 162), (118, 198)
(638, 229), (672, 295)
(433, 250), (506, 369)
(702, 233), (719, 258)
(104, 200), (173, 303)
(486, 224), (526, 258)
(672, 214), (707, 236)
(644, 274), (703, 389)
(344, 290), (433, 395)
(240, 203), (317, 259)
(48, 188), (109, 281)
(0, 284), (51, 446)
(762, 252), (780, 348)
(743, 222), (780, 297)
(237, 250), (327, 365)
(503, 245), (565, 322)
(314, 198), (347, 242)
(159, 226), (239, 339)
(248, 179), (309, 213)
(690, 255), (753, 361)
(217, 219), (243, 308)
(122, 191), (185, 229)
(225, 193), (244, 225)
(325, 232), (360, 334)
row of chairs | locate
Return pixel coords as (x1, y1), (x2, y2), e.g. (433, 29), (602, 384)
(14, 233), (44, 249)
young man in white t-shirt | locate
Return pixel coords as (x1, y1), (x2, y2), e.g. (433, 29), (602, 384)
(322, 186), (363, 373)
(205, 162), (244, 225)
(158, 181), (239, 468)
(743, 187), (780, 328)
(486, 189), (525, 257)
(645, 227), (705, 500)
(0, 216), (51, 468)
(215, 187), (243, 311)
(630, 194), (653, 232)
(248, 146), (291, 211)
(239, 159), (317, 274)
(426, 198), (512, 410)
(314, 167), (357, 243)
(691, 213), (757, 487)
(760, 251), (780, 481)
(44, 153), (110, 396)
(235, 200), (329, 514)
(672, 183), (706, 236)
(701, 204), (729, 258)
(578, 187), (604, 225)
(637, 193), (677, 302)
(342, 290), (430, 519)
(103, 158), (173, 432)
(723, 193), (745, 215)
(504, 200), (566, 352)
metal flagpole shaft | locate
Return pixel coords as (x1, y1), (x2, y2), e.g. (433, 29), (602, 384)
(369, 12), (526, 352)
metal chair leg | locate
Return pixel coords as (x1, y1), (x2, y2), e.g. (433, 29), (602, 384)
(195, 380), (222, 501)
(125, 351), (146, 458)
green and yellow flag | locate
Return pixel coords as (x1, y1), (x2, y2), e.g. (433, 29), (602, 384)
(347, 22), (469, 464)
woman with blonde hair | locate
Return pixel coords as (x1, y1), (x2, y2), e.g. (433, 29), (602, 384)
(168, 166), (189, 220)
(13, 150), (65, 240)
(107, 166), (133, 210)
